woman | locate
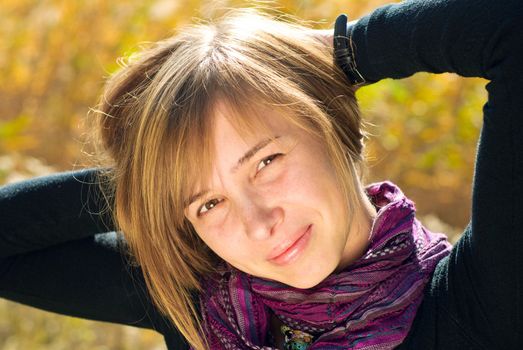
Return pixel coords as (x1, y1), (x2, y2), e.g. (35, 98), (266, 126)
(1, 0), (521, 349)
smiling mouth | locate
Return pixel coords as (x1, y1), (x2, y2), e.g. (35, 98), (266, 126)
(267, 224), (312, 266)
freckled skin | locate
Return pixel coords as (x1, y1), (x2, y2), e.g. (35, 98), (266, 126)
(186, 100), (376, 288)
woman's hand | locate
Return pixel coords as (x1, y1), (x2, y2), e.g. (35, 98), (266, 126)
(311, 19), (358, 49)
(311, 18), (358, 46)
(310, 19), (362, 89)
(312, 28), (335, 49)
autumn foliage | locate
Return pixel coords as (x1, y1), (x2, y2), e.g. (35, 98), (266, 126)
(0, 0), (485, 348)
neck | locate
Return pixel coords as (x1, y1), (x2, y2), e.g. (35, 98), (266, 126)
(336, 194), (376, 272)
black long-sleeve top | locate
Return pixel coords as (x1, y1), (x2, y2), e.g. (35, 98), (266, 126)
(1, 0), (522, 348)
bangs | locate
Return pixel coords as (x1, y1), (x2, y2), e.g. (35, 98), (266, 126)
(174, 88), (303, 223)
(159, 9), (352, 231)
(97, 8), (365, 349)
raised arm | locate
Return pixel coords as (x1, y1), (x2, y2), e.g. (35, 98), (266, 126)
(0, 170), (189, 348)
(350, 0), (520, 81)
(349, 0), (522, 348)
(0, 168), (112, 257)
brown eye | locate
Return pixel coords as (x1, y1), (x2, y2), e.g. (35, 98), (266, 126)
(195, 154), (283, 217)
(256, 153), (283, 172)
(197, 198), (222, 216)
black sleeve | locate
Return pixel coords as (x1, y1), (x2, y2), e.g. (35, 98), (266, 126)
(0, 168), (113, 257)
(350, 0), (522, 348)
(0, 170), (189, 348)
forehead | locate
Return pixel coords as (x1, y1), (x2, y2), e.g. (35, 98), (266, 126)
(211, 99), (296, 148)
(185, 99), (301, 196)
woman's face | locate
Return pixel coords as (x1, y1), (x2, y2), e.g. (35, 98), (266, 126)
(185, 100), (371, 288)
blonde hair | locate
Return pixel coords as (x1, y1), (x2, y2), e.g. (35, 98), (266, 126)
(92, 7), (368, 350)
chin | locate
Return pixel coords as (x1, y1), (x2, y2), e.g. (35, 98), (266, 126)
(288, 279), (324, 289)
(280, 266), (335, 289)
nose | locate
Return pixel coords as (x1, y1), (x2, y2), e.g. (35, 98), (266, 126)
(236, 194), (284, 241)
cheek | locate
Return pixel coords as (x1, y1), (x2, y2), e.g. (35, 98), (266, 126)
(279, 157), (336, 203)
(191, 154), (338, 260)
(256, 168), (315, 210)
(195, 223), (249, 263)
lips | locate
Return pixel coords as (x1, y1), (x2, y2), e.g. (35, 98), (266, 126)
(267, 224), (312, 265)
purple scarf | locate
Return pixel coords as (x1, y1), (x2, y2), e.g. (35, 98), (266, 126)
(198, 181), (452, 349)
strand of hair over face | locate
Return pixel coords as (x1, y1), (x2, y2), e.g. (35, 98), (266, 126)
(90, 7), (367, 350)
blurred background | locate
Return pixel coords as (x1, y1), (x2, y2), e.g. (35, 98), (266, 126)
(0, 0), (486, 348)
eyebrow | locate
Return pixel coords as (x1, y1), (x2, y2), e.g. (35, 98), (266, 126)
(185, 136), (280, 208)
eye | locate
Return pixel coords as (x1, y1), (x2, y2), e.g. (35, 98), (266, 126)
(197, 198), (223, 216)
(195, 153), (283, 217)
(256, 153), (283, 172)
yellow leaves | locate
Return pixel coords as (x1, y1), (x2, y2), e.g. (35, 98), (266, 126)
(359, 73), (487, 228)
(0, 0), (488, 345)
(0, 300), (165, 350)
(0, 115), (38, 152)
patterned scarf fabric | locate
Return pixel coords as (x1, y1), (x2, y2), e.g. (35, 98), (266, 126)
(198, 181), (452, 349)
